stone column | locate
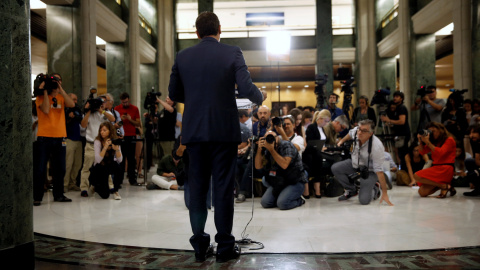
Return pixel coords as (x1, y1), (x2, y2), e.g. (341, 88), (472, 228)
(357, 0), (377, 97)
(0, 1), (34, 269)
(129, 0), (141, 107)
(473, 0), (480, 98)
(47, 4), (82, 99)
(316, 0), (334, 95)
(158, 0), (175, 96)
(81, 0), (98, 100)
(398, 0), (412, 107)
(453, 0), (473, 97)
(377, 57), (396, 92)
(198, 0), (213, 13)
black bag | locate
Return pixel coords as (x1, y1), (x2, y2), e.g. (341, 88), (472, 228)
(324, 176), (344, 197)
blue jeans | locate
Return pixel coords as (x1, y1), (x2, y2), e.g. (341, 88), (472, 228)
(261, 177), (305, 210)
(33, 137), (66, 201)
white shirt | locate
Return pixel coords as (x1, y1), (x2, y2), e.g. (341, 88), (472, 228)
(317, 126), (326, 140)
(85, 111), (113, 142)
(348, 127), (385, 172)
(290, 133), (305, 156)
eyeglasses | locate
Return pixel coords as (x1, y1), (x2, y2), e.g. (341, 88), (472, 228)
(52, 98), (57, 108)
(357, 128), (371, 133)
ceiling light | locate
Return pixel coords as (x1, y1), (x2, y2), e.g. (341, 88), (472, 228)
(266, 31), (291, 62)
(276, 86), (279, 88)
(262, 86), (266, 88)
(304, 85), (309, 88)
(287, 86), (292, 88)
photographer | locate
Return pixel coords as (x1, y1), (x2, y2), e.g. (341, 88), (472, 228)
(333, 119), (393, 205)
(414, 122), (456, 198)
(63, 93), (83, 193)
(79, 96), (115, 197)
(101, 93), (124, 138)
(88, 122), (123, 200)
(380, 91), (411, 168)
(441, 92), (468, 147)
(33, 73), (75, 206)
(156, 96), (178, 160)
(463, 125), (480, 196)
(411, 85), (446, 131)
(255, 131), (307, 210)
(144, 103), (160, 171)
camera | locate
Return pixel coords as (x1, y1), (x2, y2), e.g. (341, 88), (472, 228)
(117, 121), (123, 127)
(86, 97), (104, 112)
(416, 85), (434, 97)
(144, 87), (162, 113)
(340, 77), (355, 95)
(65, 105), (83, 122)
(418, 129), (431, 136)
(370, 88), (391, 106)
(112, 138), (123, 145)
(265, 134), (276, 144)
(348, 166), (369, 185)
(271, 117), (284, 127)
(33, 73), (60, 96)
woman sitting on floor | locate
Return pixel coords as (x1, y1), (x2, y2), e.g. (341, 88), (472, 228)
(89, 121), (123, 200)
(414, 122), (456, 198)
(396, 143), (430, 187)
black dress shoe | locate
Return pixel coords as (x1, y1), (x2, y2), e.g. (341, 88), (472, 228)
(130, 182), (142, 186)
(216, 244), (241, 263)
(54, 196), (72, 202)
(33, 201), (41, 206)
(195, 244), (214, 262)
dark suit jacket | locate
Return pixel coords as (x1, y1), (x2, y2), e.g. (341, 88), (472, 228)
(305, 123), (336, 146)
(168, 37), (263, 144)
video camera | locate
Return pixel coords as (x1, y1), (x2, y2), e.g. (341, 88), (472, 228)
(370, 88), (391, 106)
(340, 77), (355, 95)
(84, 87), (103, 112)
(144, 87), (162, 113)
(314, 73), (328, 110)
(33, 73), (60, 97)
(416, 85), (434, 98)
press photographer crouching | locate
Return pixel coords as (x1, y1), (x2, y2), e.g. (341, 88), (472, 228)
(88, 122), (123, 200)
(333, 119), (393, 205)
(255, 131), (307, 210)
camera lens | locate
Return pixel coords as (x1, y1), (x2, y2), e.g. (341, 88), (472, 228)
(265, 134), (276, 144)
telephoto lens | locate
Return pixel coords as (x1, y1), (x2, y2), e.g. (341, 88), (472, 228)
(265, 134), (276, 144)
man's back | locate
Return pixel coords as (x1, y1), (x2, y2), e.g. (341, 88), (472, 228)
(169, 37), (262, 144)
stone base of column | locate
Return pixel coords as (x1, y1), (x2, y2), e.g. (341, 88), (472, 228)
(0, 241), (34, 269)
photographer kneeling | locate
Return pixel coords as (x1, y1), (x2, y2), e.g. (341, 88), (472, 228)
(333, 120), (394, 205)
(255, 131), (307, 210)
(88, 122), (123, 200)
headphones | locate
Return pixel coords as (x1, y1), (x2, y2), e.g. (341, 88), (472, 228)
(359, 95), (369, 106)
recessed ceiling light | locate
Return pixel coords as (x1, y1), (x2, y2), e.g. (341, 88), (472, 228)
(304, 85), (309, 88)
(262, 86), (266, 88)
(276, 86), (279, 88)
(287, 86), (292, 88)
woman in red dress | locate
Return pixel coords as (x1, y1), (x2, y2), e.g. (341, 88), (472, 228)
(414, 122), (457, 198)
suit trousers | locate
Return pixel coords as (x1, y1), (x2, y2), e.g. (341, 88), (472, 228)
(186, 142), (237, 256)
(331, 159), (378, 205)
(119, 136), (137, 183)
(64, 139), (83, 190)
(33, 137), (66, 201)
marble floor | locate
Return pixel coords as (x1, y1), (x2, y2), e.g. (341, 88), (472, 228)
(34, 178), (480, 255)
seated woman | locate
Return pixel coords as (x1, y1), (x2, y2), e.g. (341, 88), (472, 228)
(396, 143), (430, 186)
(303, 109), (331, 198)
(89, 121), (123, 200)
(414, 122), (457, 198)
(351, 95), (376, 127)
(451, 146), (472, 187)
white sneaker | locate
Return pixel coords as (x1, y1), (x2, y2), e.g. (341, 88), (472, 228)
(113, 192), (121, 200)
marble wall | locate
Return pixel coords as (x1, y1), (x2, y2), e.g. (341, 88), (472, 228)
(106, 43), (128, 105)
(375, 0), (395, 29)
(47, 4), (82, 99)
(198, 0), (213, 13)
(0, 0), (34, 268)
(316, 0), (334, 95)
(377, 57), (396, 93)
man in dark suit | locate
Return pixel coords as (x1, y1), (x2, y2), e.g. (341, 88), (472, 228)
(168, 11), (265, 263)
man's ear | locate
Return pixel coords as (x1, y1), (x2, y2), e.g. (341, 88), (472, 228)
(196, 30), (201, 39)
(218, 25), (221, 35)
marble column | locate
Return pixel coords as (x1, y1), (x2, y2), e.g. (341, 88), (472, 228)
(398, 0), (412, 107)
(357, 0), (377, 97)
(106, 42), (128, 105)
(81, 0), (98, 101)
(452, 0), (472, 97)
(198, 0), (213, 13)
(0, 1), (34, 268)
(46, 4), (82, 99)
(129, 0), (141, 107)
(316, 0), (334, 95)
(471, 0), (480, 98)
(158, 0), (175, 96)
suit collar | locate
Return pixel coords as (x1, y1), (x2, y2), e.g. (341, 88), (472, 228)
(201, 37), (220, 43)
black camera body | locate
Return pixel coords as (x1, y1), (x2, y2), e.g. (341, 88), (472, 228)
(370, 88), (391, 106)
(265, 134), (276, 144)
(66, 105), (83, 122)
(348, 165), (369, 185)
(86, 97), (104, 112)
(416, 85), (434, 97)
(112, 138), (123, 145)
(418, 129), (431, 136)
(33, 73), (59, 97)
(271, 117), (284, 127)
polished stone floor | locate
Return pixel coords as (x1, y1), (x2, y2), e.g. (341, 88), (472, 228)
(33, 173), (480, 269)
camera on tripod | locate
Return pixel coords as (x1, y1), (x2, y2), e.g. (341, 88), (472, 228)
(144, 87), (162, 113)
(370, 88), (391, 106)
(33, 73), (60, 96)
(416, 85), (434, 97)
(348, 165), (369, 185)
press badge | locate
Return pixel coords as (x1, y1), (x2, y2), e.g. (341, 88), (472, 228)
(269, 171), (276, 177)
(62, 139), (67, 147)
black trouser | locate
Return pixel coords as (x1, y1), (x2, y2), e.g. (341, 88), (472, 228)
(33, 137), (66, 201)
(145, 133), (154, 170)
(119, 136), (137, 184)
(186, 142), (237, 257)
(465, 158), (480, 187)
(89, 162), (123, 199)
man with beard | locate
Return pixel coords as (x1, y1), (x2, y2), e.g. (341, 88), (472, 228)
(236, 105), (271, 203)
